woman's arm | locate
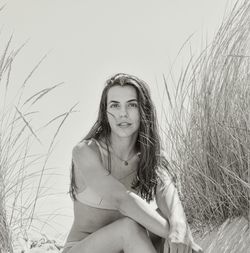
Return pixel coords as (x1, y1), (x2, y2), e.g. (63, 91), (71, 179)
(156, 169), (188, 243)
(72, 141), (169, 238)
(155, 169), (186, 224)
(156, 168), (203, 252)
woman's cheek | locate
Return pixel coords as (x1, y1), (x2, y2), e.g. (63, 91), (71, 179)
(107, 110), (118, 124)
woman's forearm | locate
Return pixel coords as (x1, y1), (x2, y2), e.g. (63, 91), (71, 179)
(118, 191), (170, 238)
(156, 178), (186, 222)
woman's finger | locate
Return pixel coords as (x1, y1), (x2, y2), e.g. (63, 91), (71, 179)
(177, 243), (186, 253)
(179, 243), (191, 253)
(169, 242), (193, 253)
(163, 239), (171, 253)
(169, 242), (178, 253)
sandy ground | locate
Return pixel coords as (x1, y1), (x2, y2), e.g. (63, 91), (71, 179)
(195, 217), (250, 253)
(13, 216), (250, 253)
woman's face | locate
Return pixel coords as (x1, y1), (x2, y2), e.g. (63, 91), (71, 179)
(106, 85), (140, 139)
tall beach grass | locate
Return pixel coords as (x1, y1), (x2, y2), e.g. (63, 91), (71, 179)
(163, 0), (250, 231)
(0, 36), (76, 252)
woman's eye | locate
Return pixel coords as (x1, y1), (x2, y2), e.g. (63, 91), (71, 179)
(110, 104), (119, 108)
(129, 103), (138, 108)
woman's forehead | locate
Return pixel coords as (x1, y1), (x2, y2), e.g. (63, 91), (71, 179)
(107, 85), (137, 102)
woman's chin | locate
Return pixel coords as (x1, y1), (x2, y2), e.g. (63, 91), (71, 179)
(112, 129), (138, 139)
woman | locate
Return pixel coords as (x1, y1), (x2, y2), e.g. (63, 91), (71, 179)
(62, 73), (203, 253)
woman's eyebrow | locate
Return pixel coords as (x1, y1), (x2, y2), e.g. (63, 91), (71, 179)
(108, 99), (137, 104)
(127, 99), (138, 102)
(108, 100), (119, 104)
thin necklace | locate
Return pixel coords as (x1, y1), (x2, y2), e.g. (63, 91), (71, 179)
(109, 146), (140, 166)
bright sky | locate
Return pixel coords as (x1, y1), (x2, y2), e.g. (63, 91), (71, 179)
(0, 0), (232, 243)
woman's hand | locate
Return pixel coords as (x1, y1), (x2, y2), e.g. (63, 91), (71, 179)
(166, 219), (203, 253)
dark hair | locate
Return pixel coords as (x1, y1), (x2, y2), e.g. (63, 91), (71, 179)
(69, 73), (170, 202)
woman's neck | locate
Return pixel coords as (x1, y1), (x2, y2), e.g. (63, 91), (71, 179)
(109, 133), (138, 160)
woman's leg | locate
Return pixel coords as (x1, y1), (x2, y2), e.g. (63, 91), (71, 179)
(66, 217), (157, 253)
(148, 230), (166, 253)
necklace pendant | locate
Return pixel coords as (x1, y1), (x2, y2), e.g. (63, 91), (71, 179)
(124, 161), (128, 166)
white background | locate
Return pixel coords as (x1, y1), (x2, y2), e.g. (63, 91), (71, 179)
(0, 0), (233, 242)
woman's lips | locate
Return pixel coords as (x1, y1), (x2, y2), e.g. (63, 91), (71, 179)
(117, 122), (132, 128)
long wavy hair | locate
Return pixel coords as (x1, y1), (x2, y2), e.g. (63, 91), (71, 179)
(69, 73), (170, 202)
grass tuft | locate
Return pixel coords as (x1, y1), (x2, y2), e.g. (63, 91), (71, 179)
(0, 34), (76, 252)
(163, 0), (250, 232)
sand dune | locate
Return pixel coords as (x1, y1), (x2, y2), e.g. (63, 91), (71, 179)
(195, 217), (250, 253)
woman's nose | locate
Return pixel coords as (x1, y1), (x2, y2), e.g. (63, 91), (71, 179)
(119, 106), (128, 117)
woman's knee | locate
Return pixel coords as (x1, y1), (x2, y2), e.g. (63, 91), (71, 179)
(119, 217), (147, 239)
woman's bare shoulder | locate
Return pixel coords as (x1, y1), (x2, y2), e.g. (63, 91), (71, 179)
(72, 139), (101, 164)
